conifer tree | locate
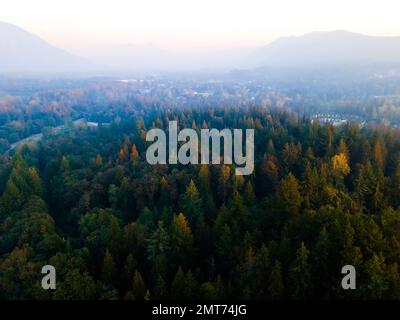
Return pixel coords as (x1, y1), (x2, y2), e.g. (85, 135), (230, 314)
(289, 242), (311, 299)
(276, 173), (302, 215)
(269, 260), (284, 300)
(131, 270), (147, 300)
(181, 180), (202, 224)
(171, 267), (187, 299)
(101, 249), (117, 286)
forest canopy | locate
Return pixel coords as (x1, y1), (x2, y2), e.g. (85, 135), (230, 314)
(1, 99), (400, 300)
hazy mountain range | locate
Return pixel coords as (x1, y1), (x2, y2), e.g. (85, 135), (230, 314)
(248, 30), (400, 68)
(0, 21), (95, 74)
(2, 21), (400, 74)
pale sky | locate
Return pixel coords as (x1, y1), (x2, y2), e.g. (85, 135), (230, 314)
(1, 0), (400, 52)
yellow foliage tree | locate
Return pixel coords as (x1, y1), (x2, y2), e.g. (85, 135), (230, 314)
(173, 212), (193, 241)
(331, 153), (350, 179)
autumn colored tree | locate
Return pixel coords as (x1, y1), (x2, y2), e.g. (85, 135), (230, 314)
(130, 144), (140, 161)
(276, 173), (302, 216)
(331, 153), (350, 186)
(170, 212), (194, 269)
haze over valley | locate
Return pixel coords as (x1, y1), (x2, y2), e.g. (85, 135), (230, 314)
(2, 21), (400, 74)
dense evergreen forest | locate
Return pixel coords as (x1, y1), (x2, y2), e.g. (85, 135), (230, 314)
(1, 103), (400, 300)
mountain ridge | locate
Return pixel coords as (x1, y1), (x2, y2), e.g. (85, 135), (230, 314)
(247, 30), (400, 68)
(0, 21), (96, 73)
(2, 22), (400, 73)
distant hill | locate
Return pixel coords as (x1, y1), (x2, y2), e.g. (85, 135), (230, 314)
(247, 30), (400, 68)
(0, 21), (95, 74)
